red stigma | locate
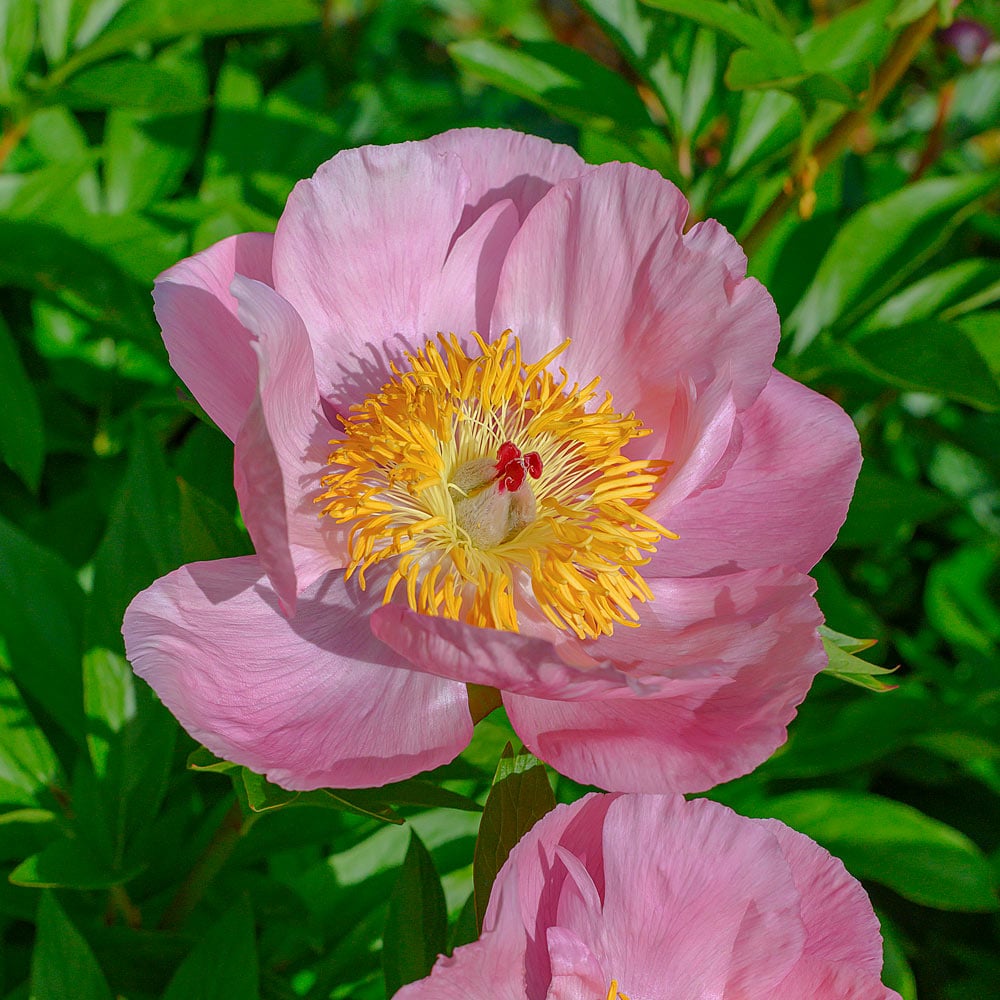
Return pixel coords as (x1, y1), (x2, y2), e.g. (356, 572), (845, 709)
(494, 442), (543, 493)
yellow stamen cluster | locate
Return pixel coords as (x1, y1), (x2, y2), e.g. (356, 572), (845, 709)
(317, 331), (674, 639)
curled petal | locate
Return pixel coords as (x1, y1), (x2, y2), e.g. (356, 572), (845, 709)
(122, 557), (473, 789)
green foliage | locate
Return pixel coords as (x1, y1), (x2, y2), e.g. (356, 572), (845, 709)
(1, 0), (999, 997)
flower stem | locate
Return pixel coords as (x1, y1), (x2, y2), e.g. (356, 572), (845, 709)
(741, 6), (940, 256)
(157, 800), (253, 930)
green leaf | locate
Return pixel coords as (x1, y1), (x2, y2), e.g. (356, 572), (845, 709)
(62, 55), (207, 112)
(796, 0), (895, 78)
(836, 466), (953, 548)
(382, 830), (448, 996)
(858, 258), (1000, 332)
(0, 516), (85, 742)
(760, 791), (999, 911)
(641, 0), (792, 51)
(725, 88), (801, 175)
(886, 0), (936, 29)
(30, 892), (114, 1000)
(10, 835), (140, 889)
(0, 219), (159, 341)
(788, 172), (1000, 352)
(472, 743), (555, 930)
(49, 0), (320, 85)
(0, 313), (44, 490)
(86, 420), (183, 651)
(0, 0), (35, 98)
(187, 746), (241, 775)
(925, 544), (1000, 655)
(163, 897), (260, 1000)
(846, 320), (1000, 411)
(449, 39), (672, 169)
(0, 668), (60, 805)
(960, 312), (1000, 377)
(819, 625), (898, 692)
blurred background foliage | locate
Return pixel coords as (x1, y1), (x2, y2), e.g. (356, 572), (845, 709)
(1, 0), (999, 997)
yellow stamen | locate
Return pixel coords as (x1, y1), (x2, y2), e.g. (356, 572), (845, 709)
(317, 331), (675, 639)
(606, 981), (631, 1000)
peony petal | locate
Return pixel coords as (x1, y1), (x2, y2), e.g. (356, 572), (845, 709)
(153, 232), (274, 441)
(765, 819), (885, 972)
(272, 140), (523, 409)
(649, 371), (862, 576)
(587, 797), (804, 998)
(394, 871), (530, 1000)
(770, 959), (903, 1000)
(369, 603), (708, 701)
(426, 127), (587, 230)
(231, 277), (345, 613)
(502, 568), (826, 792)
(491, 160), (779, 420)
(122, 557), (472, 789)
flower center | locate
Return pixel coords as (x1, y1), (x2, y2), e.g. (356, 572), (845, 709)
(318, 331), (674, 639)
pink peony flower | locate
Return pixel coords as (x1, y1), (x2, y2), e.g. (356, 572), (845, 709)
(122, 128), (860, 792)
(396, 793), (902, 1000)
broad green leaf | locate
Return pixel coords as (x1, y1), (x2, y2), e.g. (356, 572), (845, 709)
(769, 684), (932, 778)
(879, 911), (918, 1000)
(761, 791), (999, 911)
(177, 478), (252, 563)
(858, 258), (1000, 332)
(449, 39), (672, 169)
(725, 88), (800, 175)
(62, 55), (207, 112)
(0, 219), (159, 339)
(788, 172), (1000, 352)
(886, 0), (936, 28)
(0, 314), (44, 491)
(925, 544), (1000, 655)
(382, 830), (448, 996)
(163, 897), (260, 1000)
(796, 0), (895, 77)
(0, 517), (85, 742)
(86, 420), (182, 650)
(10, 835), (140, 889)
(473, 744), (555, 930)
(836, 466), (953, 548)
(0, 668), (60, 805)
(960, 312), (1000, 376)
(0, 0), (35, 98)
(847, 321), (1000, 411)
(48, 0), (320, 86)
(30, 892), (114, 1000)
(641, 0), (793, 51)
(83, 648), (177, 856)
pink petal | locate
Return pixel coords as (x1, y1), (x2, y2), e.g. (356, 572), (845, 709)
(490, 160), (779, 429)
(649, 371), (862, 576)
(502, 568), (825, 792)
(589, 797), (805, 998)
(393, 872), (530, 1000)
(153, 232), (274, 441)
(122, 557), (472, 789)
(426, 127), (587, 229)
(271, 140), (520, 409)
(771, 959), (903, 999)
(231, 277), (345, 613)
(765, 819), (885, 971)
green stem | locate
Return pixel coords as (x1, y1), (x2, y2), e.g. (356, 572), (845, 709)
(741, 6), (940, 256)
(158, 800), (253, 930)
